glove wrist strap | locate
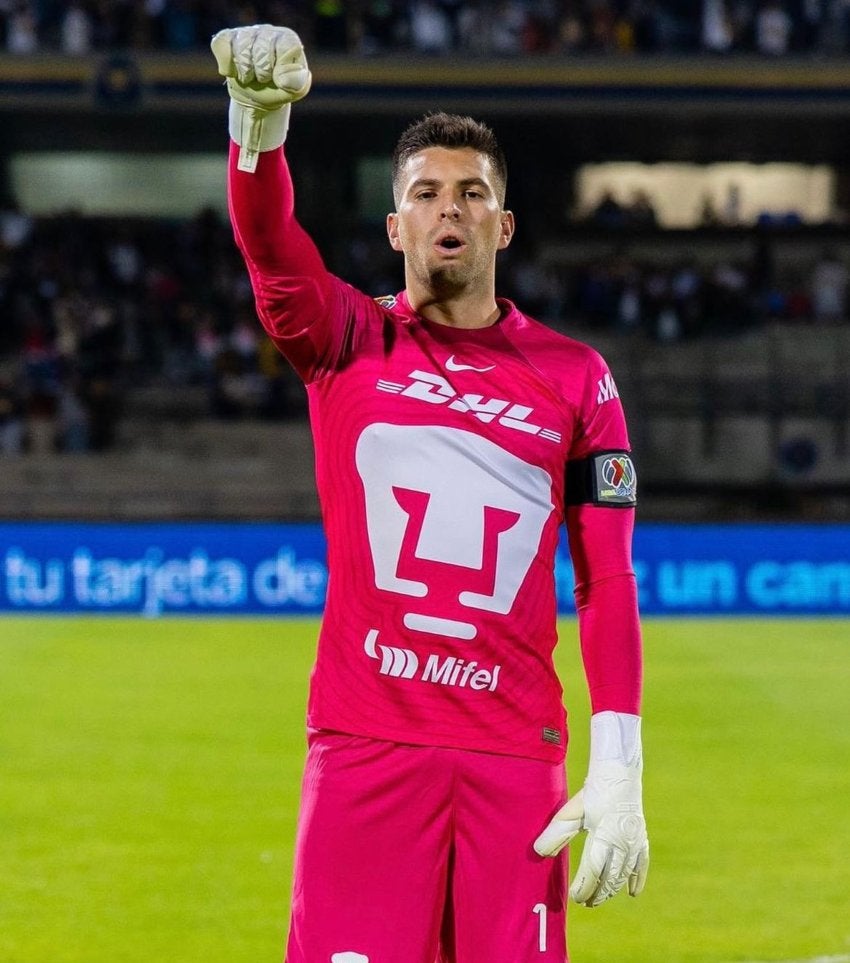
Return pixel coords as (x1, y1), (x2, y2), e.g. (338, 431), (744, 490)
(589, 711), (642, 768)
(229, 101), (291, 173)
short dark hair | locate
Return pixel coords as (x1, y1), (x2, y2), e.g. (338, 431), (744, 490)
(391, 112), (508, 206)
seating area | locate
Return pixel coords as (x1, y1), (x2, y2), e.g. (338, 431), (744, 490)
(3, 319), (848, 522)
(3, 2), (845, 59)
(0, 420), (320, 520)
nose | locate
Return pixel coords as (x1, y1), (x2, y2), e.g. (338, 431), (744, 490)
(440, 201), (461, 220)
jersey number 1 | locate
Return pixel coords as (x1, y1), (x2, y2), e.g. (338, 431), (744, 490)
(532, 903), (547, 952)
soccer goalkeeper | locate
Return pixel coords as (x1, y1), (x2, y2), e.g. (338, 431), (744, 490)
(211, 24), (648, 962)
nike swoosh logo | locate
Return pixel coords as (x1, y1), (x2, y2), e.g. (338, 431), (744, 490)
(445, 354), (495, 373)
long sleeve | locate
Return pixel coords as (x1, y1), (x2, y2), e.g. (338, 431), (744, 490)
(564, 348), (643, 716)
(566, 503), (642, 715)
(227, 141), (358, 383)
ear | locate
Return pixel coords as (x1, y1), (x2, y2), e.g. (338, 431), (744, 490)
(498, 210), (515, 250)
(387, 212), (403, 252)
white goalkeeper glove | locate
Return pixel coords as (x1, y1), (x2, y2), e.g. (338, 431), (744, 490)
(210, 24), (311, 173)
(534, 711), (649, 907)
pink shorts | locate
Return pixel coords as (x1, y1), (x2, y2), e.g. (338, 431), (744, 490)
(284, 730), (568, 963)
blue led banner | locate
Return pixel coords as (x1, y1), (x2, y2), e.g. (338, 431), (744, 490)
(1, 522), (848, 616)
(0, 522), (327, 617)
(634, 524), (850, 615)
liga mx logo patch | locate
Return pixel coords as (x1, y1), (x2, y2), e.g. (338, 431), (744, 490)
(596, 453), (637, 505)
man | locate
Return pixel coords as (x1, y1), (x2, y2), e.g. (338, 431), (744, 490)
(211, 24), (648, 963)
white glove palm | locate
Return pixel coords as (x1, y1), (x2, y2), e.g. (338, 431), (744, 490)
(534, 711), (649, 907)
(211, 24), (311, 172)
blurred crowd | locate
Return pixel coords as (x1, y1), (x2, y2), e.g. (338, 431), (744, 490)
(543, 244), (849, 342)
(0, 204), (308, 455)
(1, 200), (847, 455)
(2, 1), (850, 58)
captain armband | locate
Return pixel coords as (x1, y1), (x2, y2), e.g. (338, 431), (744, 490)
(565, 450), (637, 508)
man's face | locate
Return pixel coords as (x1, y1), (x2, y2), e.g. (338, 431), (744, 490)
(387, 146), (514, 298)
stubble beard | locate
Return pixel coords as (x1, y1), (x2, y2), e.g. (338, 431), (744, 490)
(427, 264), (469, 299)
(421, 249), (489, 301)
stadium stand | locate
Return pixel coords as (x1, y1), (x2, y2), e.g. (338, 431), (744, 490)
(2, 1), (850, 58)
(1, 3), (850, 520)
(2, 198), (848, 521)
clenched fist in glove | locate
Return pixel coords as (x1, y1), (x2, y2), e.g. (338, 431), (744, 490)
(534, 711), (649, 907)
(211, 24), (311, 172)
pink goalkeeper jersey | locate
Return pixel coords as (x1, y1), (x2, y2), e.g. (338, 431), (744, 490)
(229, 143), (641, 763)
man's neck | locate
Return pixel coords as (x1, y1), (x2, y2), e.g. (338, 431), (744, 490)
(406, 284), (501, 330)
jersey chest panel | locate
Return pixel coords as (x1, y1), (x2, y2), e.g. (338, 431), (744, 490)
(311, 323), (575, 506)
(303, 319), (575, 760)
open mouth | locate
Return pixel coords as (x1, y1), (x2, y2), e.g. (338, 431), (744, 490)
(434, 234), (466, 254)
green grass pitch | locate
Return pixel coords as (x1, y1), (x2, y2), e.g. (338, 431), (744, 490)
(1, 616), (849, 963)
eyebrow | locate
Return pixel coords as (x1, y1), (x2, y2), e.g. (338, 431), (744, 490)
(407, 177), (492, 195)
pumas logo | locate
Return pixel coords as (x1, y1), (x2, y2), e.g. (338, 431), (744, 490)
(364, 630), (501, 692)
(445, 354), (495, 373)
(331, 954), (370, 963)
(376, 371), (562, 444)
(355, 424), (553, 642)
(596, 372), (620, 405)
